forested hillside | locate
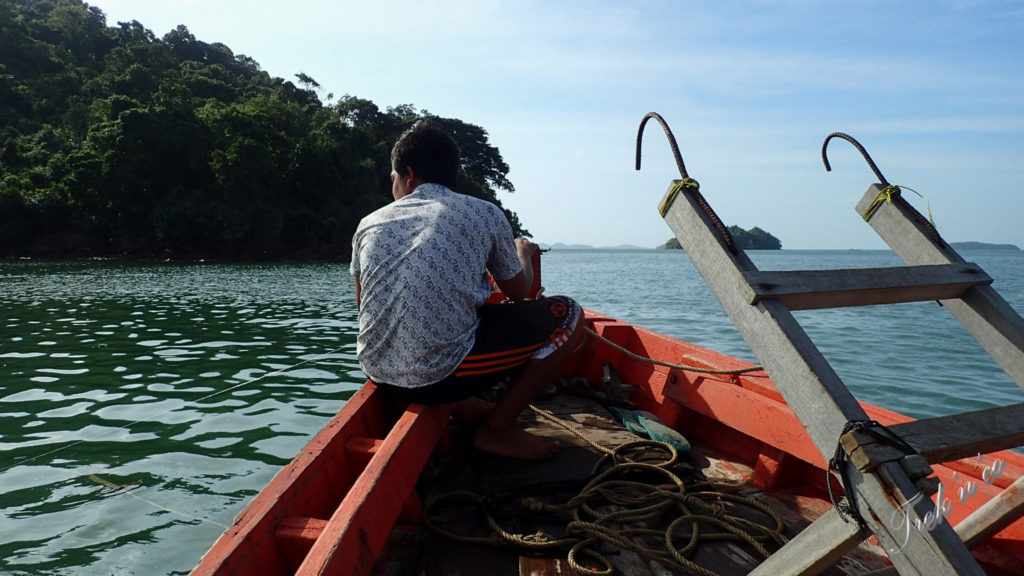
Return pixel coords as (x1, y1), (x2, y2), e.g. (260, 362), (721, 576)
(0, 0), (525, 259)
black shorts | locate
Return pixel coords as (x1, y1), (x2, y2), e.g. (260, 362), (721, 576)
(375, 295), (581, 404)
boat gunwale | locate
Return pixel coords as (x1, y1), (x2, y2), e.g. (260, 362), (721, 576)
(192, 384), (449, 575)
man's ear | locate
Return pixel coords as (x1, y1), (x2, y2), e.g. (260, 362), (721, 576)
(405, 166), (422, 188)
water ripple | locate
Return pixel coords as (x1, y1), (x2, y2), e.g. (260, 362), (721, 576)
(1, 261), (360, 575)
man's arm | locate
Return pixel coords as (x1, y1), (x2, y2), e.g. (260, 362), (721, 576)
(493, 238), (537, 302)
(354, 276), (362, 311)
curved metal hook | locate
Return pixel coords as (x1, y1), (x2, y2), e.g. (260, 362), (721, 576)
(636, 112), (688, 179)
(821, 132), (889, 186)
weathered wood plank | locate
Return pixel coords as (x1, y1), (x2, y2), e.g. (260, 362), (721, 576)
(957, 475), (1024, 548)
(740, 263), (991, 310)
(746, 508), (860, 576)
(842, 403), (1024, 473)
(865, 460), (983, 574)
(890, 402), (1024, 464)
(857, 184), (1024, 391)
(843, 401), (1024, 473)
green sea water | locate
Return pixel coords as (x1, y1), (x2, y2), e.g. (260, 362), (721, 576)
(2, 250), (1023, 575)
(1, 262), (362, 575)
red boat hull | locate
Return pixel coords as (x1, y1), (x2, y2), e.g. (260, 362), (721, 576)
(192, 309), (1024, 575)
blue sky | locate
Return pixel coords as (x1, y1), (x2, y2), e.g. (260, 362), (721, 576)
(86, 0), (1024, 249)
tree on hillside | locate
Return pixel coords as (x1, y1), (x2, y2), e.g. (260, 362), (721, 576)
(0, 0), (527, 259)
(730, 226), (782, 250)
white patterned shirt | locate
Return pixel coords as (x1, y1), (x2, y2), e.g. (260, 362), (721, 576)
(350, 183), (522, 387)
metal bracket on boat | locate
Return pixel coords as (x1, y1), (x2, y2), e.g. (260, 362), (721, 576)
(821, 132), (944, 243)
(636, 112), (738, 253)
(821, 132), (890, 187)
(822, 132), (906, 226)
(635, 112), (689, 180)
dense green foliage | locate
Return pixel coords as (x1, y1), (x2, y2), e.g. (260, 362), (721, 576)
(664, 226), (782, 250)
(0, 0), (525, 259)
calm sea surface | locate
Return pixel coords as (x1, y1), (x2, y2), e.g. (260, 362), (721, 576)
(2, 249), (1024, 575)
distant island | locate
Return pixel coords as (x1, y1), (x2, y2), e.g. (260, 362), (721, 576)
(949, 242), (1021, 251)
(664, 226), (782, 251)
(542, 243), (651, 250)
(541, 239), (1018, 252)
(541, 226), (783, 251)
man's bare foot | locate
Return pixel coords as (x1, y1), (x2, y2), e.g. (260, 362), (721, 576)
(473, 425), (560, 460)
(453, 396), (496, 425)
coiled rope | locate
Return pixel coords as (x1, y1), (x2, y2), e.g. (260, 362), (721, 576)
(583, 325), (764, 375)
(423, 405), (788, 575)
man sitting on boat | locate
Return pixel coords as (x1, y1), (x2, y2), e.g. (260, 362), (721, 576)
(350, 120), (583, 460)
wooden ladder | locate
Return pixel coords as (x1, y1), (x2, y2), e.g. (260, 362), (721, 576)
(641, 116), (1024, 575)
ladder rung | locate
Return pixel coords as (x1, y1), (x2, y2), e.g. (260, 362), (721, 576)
(891, 402), (1024, 463)
(957, 475), (1024, 548)
(741, 263), (992, 311)
(844, 402), (1024, 471)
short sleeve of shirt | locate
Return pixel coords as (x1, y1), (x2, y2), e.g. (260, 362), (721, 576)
(349, 249), (361, 278)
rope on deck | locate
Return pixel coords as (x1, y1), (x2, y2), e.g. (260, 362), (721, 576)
(584, 325), (764, 375)
(422, 406), (788, 576)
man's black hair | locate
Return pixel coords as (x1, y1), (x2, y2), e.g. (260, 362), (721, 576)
(391, 120), (461, 188)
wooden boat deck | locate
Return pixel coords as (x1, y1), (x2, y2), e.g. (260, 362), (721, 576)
(370, 393), (893, 576)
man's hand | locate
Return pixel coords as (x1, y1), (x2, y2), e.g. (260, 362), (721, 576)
(515, 237), (539, 258)
(495, 238), (538, 302)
